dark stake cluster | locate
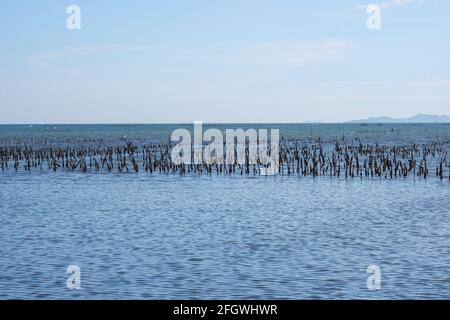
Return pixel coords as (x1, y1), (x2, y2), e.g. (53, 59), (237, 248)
(1, 137), (449, 180)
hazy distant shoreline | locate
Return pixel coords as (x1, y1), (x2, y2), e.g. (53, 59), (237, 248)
(1, 114), (449, 126)
(344, 113), (450, 124)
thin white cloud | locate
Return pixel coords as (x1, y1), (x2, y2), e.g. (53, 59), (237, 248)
(168, 39), (357, 70)
(27, 44), (126, 64)
(228, 39), (356, 68)
(356, 0), (421, 10)
(392, 0), (415, 6)
(27, 39), (357, 70)
(282, 78), (450, 87)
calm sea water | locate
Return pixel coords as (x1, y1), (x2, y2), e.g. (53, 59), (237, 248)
(1, 122), (449, 145)
(0, 124), (449, 299)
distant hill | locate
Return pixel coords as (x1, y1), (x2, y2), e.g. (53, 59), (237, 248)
(345, 114), (450, 123)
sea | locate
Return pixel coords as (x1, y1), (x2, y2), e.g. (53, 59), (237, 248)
(0, 123), (449, 299)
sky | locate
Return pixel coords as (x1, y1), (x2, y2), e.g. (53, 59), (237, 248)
(0, 0), (449, 123)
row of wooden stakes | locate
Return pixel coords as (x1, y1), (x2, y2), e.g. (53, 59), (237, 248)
(0, 138), (449, 180)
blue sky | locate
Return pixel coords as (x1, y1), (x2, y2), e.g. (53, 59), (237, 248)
(1, 0), (449, 123)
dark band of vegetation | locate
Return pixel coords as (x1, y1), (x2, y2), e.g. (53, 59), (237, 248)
(1, 138), (449, 180)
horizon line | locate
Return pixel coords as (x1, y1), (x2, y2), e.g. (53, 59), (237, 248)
(1, 122), (449, 126)
(1, 114), (449, 126)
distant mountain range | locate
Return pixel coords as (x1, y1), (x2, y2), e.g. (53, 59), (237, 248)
(345, 114), (450, 123)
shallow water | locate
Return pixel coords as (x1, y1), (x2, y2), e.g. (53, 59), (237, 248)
(0, 124), (449, 299)
(1, 123), (449, 145)
(0, 173), (449, 299)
